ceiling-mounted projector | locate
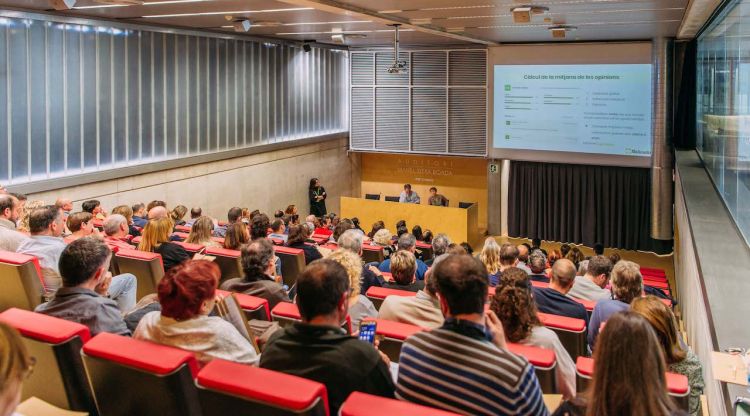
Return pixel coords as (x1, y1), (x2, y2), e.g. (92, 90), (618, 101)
(548, 24), (576, 39)
(387, 24), (408, 74)
(233, 19), (252, 32)
(51, 0), (76, 10)
(510, 5), (549, 23)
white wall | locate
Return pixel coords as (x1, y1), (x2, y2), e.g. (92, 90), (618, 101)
(26, 137), (360, 220)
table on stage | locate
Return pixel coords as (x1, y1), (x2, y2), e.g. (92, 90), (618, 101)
(339, 196), (480, 245)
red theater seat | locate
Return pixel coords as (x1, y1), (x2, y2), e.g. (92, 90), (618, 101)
(0, 309), (95, 413)
(361, 244), (384, 264)
(175, 225), (191, 233)
(415, 241), (433, 260)
(507, 343), (558, 394)
(82, 333), (201, 416)
(271, 302), (351, 334)
(274, 246), (306, 287)
(216, 289), (270, 321)
(538, 312), (587, 360)
(205, 247), (243, 283)
(270, 237), (285, 246)
(196, 359), (329, 416)
(173, 241), (205, 255)
(362, 318), (423, 362)
(310, 235), (328, 245)
(365, 286), (416, 310)
(0, 250), (46, 311)
(640, 266), (667, 278)
(92, 218), (104, 230)
(575, 357), (689, 410)
(340, 392), (461, 416)
(115, 249), (164, 300)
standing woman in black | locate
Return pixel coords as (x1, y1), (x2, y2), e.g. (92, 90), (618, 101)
(309, 178), (327, 217)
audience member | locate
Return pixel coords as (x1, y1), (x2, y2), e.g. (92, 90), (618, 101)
(221, 238), (289, 309)
(81, 200), (106, 220)
(0, 195), (28, 252)
(285, 204), (298, 216)
(0, 322), (33, 416)
(250, 213), (271, 240)
(479, 237), (502, 286)
(593, 242), (605, 256)
(395, 225), (408, 238)
(351, 217), (364, 233)
(102, 214), (135, 250)
(460, 241), (474, 255)
(138, 217), (190, 272)
(378, 254), (445, 329)
(632, 296), (704, 415)
(35, 238), (133, 334)
(588, 260), (644, 349)
(147, 205), (168, 220)
(331, 220), (354, 244)
(553, 312), (683, 416)
(213, 206), (242, 238)
(268, 219), (288, 242)
(422, 230), (433, 243)
(185, 207), (202, 227)
(111, 205), (141, 237)
(146, 200), (167, 212)
(411, 225), (423, 241)
(185, 216), (221, 248)
(167, 205), (187, 226)
(517, 243), (531, 265)
(499, 243), (527, 274)
(567, 255), (612, 301)
(560, 243), (571, 258)
(427, 186), (448, 206)
(377, 233), (428, 280)
(286, 224), (322, 264)
(260, 259), (395, 413)
(565, 246), (585, 268)
(65, 212), (96, 242)
(531, 237), (547, 256)
(546, 248), (563, 275)
(383, 251), (424, 293)
(135, 260), (258, 366)
(398, 184), (420, 204)
(367, 221), (385, 239)
(397, 254), (547, 415)
(327, 249), (377, 330)
(223, 222), (250, 250)
(490, 267), (576, 399)
(532, 259), (588, 323)
(16, 206), (68, 291)
(55, 198), (73, 213)
(528, 251), (549, 282)
(576, 259), (589, 276)
(372, 228), (395, 259)
(425, 233), (450, 266)
(609, 252), (622, 265)
(337, 229), (383, 295)
(131, 203), (147, 228)
(274, 210), (285, 219)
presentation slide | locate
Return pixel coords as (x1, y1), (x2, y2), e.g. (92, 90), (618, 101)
(493, 64), (652, 157)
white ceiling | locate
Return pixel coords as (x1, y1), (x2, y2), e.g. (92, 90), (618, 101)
(0, 0), (714, 46)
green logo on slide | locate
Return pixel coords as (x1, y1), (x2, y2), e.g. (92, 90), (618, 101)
(504, 84), (511, 91)
(505, 134), (511, 140)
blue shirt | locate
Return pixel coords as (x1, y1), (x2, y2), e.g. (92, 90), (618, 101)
(588, 298), (629, 349)
(132, 215), (147, 228)
(378, 257), (428, 280)
(532, 286), (589, 323)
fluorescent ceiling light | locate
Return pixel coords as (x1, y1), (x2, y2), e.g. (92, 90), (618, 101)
(275, 28), (414, 35)
(143, 7), (312, 18)
(281, 20), (371, 26)
(73, 0), (205, 8)
(73, 3), (127, 8)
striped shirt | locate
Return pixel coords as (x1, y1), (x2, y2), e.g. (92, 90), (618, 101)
(396, 327), (548, 416)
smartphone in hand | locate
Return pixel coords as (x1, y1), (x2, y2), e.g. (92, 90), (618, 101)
(358, 321), (377, 344)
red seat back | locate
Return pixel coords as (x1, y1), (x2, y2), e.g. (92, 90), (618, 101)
(0, 309), (95, 413)
(365, 286), (416, 310)
(114, 249), (165, 300)
(538, 312), (587, 360)
(507, 343), (558, 393)
(216, 289), (270, 321)
(362, 318), (424, 362)
(415, 241), (433, 260)
(0, 250), (46, 311)
(274, 246), (306, 287)
(173, 241), (205, 255)
(361, 244), (384, 264)
(340, 392), (461, 416)
(175, 225), (191, 233)
(271, 303), (351, 334)
(205, 247), (243, 283)
(82, 333), (201, 416)
(196, 359), (329, 416)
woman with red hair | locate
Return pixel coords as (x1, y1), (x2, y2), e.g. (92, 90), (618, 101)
(134, 260), (258, 366)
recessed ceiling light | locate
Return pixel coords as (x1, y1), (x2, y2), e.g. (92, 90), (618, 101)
(73, 0), (205, 8)
(281, 20), (371, 26)
(143, 7), (313, 18)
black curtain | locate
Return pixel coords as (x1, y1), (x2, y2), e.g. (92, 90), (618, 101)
(674, 40), (697, 150)
(508, 161), (672, 253)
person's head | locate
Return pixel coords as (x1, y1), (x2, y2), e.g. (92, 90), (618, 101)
(593, 242), (605, 256)
(528, 251), (547, 274)
(422, 230), (433, 243)
(0, 195), (20, 223)
(351, 217), (361, 230)
(459, 242), (474, 255)
(81, 200), (102, 215)
(431, 234), (451, 257)
(395, 220), (407, 230)
(227, 207), (243, 224)
(332, 221), (354, 242)
(146, 200), (167, 212)
(240, 238), (275, 280)
(309, 178), (320, 189)
(403, 184), (412, 193)
(498, 266), (530, 289)
(491, 277), (540, 343)
(147, 205), (168, 220)
(59, 237), (112, 288)
(610, 260), (643, 304)
(338, 229), (363, 255)
(186, 216), (215, 244)
(54, 198), (73, 213)
(396, 225), (408, 238)
(586, 255), (613, 288)
(111, 205), (134, 225)
(429, 187), (437, 197)
(577, 259), (589, 276)
(0, 322), (32, 416)
(390, 250), (417, 285)
(479, 237), (502, 275)
(609, 252), (622, 265)
(631, 296), (686, 365)
(285, 205), (297, 215)
(138, 217), (174, 252)
(433, 254), (488, 317)
(499, 243), (519, 267)
(531, 237), (542, 248)
(550, 258), (577, 292)
(274, 210), (285, 219)
(250, 213), (270, 240)
(189, 207), (202, 219)
(588, 311), (675, 416)
(66, 212), (93, 235)
(367, 222), (384, 238)
(286, 224), (309, 245)
(169, 205), (187, 223)
(547, 249), (562, 267)
(517, 244), (530, 263)
(29, 206), (64, 237)
(411, 225), (423, 241)
(132, 203), (146, 217)
(372, 228), (392, 247)
(565, 246), (584, 267)
(296, 259), (349, 322)
(397, 233), (417, 252)
(158, 260), (220, 321)
(224, 222), (250, 250)
(560, 243), (571, 258)
(103, 214), (128, 238)
(327, 249), (363, 301)
(270, 218), (285, 234)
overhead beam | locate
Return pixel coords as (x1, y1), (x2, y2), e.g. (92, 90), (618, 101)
(275, 0), (499, 46)
(676, 0), (723, 39)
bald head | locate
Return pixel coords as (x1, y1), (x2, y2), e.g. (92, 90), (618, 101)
(517, 244), (529, 262)
(55, 198), (73, 212)
(551, 258), (577, 291)
(148, 205), (168, 220)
